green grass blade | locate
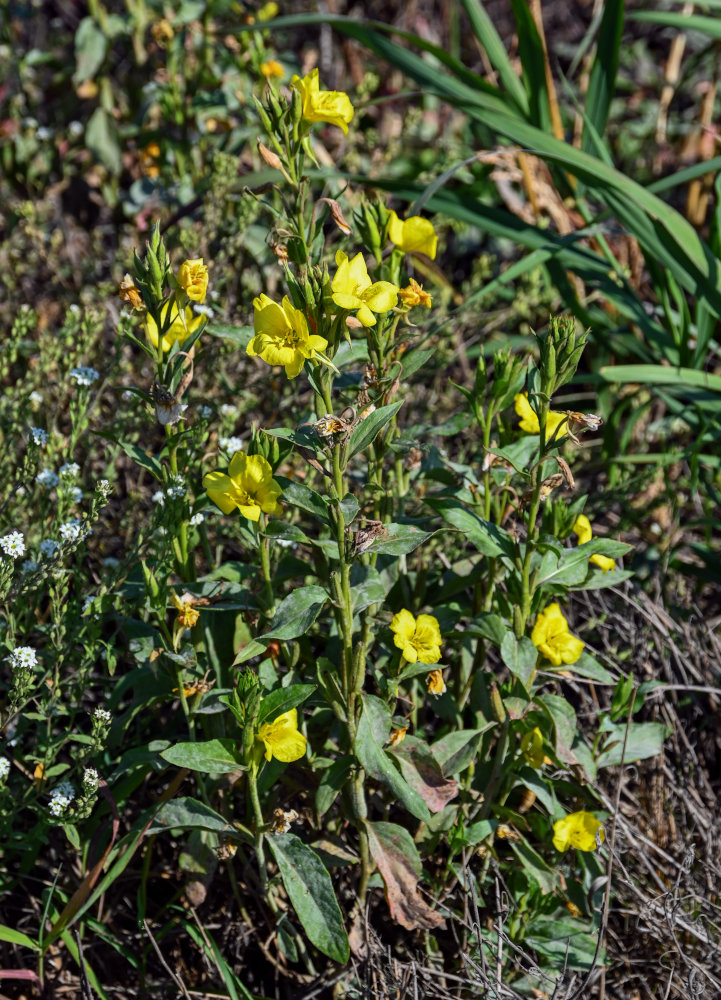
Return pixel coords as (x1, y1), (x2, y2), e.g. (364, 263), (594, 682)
(460, 0), (530, 114)
(509, 0), (551, 130)
(599, 364), (721, 393)
(583, 0), (625, 151)
(630, 10), (721, 37)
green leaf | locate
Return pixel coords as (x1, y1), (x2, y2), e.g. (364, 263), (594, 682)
(117, 441), (163, 481)
(424, 498), (514, 558)
(315, 756), (354, 817)
(459, 0), (529, 114)
(147, 797), (237, 836)
(596, 721), (667, 769)
(538, 694), (578, 765)
(348, 401), (403, 460)
(509, 836), (558, 895)
(367, 522), (434, 556)
(582, 0), (624, 153)
(600, 363), (721, 394)
(74, 17), (107, 83)
(432, 727), (492, 775)
(0, 925), (40, 951)
(266, 834), (349, 963)
(257, 684), (315, 727)
(86, 107), (121, 175)
(544, 651), (614, 684)
(500, 634), (537, 687)
(266, 586), (328, 641)
(349, 564), (385, 613)
(161, 740), (244, 773)
(355, 695), (431, 822)
(275, 478), (329, 524)
(463, 612), (508, 647)
(339, 493), (360, 524)
(206, 324), (254, 348)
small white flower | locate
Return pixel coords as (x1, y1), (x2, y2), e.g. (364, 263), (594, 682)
(103, 556), (120, 569)
(82, 768), (99, 790)
(219, 404), (238, 418)
(193, 303), (214, 318)
(165, 475), (186, 501)
(68, 120), (84, 137)
(36, 125), (53, 141)
(1, 532), (26, 558)
(197, 405), (213, 419)
(152, 490), (165, 506)
(16, 486), (26, 498)
(93, 707), (111, 724)
(189, 512), (204, 526)
(96, 480), (112, 498)
(0, 758), (10, 779)
(69, 487), (83, 504)
(37, 468), (59, 489)
(156, 400), (188, 426)
(48, 780), (75, 817)
(9, 646), (38, 670)
(68, 304), (81, 316)
(69, 366), (99, 387)
(82, 595), (96, 614)
(31, 427), (48, 446)
(59, 519), (89, 543)
(40, 538), (60, 557)
(59, 462), (80, 479)
(219, 435), (244, 454)
(29, 390), (43, 410)
(121, 390), (134, 403)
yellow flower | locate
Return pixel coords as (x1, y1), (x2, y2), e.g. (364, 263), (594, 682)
(390, 609), (442, 664)
(514, 393), (567, 438)
(389, 726), (408, 747)
(520, 727), (545, 769)
(177, 258), (209, 303)
(247, 294), (328, 379)
(386, 210), (438, 259)
(531, 603), (584, 667)
(290, 68), (354, 133)
(256, 708), (307, 763)
(331, 251), (398, 327)
(203, 451), (282, 522)
(553, 811), (604, 852)
(572, 515), (615, 574)
(399, 278), (432, 309)
(170, 591), (200, 629)
(260, 58), (284, 79)
(145, 300), (204, 353)
(426, 668), (446, 696)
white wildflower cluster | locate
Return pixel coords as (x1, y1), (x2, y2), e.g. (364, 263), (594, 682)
(82, 768), (99, 792)
(9, 646), (38, 670)
(59, 519), (90, 543)
(68, 120), (83, 138)
(69, 366), (99, 387)
(31, 427), (48, 446)
(165, 475), (186, 501)
(219, 435), (244, 454)
(0, 758), (10, 780)
(48, 780), (75, 818)
(36, 125), (53, 141)
(152, 490), (165, 506)
(96, 480), (112, 499)
(189, 512), (204, 526)
(29, 390), (43, 410)
(93, 707), (111, 724)
(59, 462), (80, 479)
(0, 532), (26, 559)
(40, 538), (60, 558)
(193, 303), (214, 318)
(219, 404), (238, 418)
(69, 487), (82, 504)
(197, 405), (213, 419)
(37, 468), (59, 489)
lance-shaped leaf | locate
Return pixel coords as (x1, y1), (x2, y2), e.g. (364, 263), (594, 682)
(267, 833), (349, 963)
(161, 740), (245, 773)
(355, 696), (431, 822)
(388, 735), (458, 812)
(366, 821), (445, 931)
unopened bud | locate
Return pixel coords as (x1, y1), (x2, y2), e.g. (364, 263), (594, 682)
(489, 683), (507, 723)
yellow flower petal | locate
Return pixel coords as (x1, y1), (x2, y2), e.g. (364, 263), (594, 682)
(290, 68), (354, 133)
(256, 708), (307, 763)
(531, 603), (584, 666)
(387, 210), (438, 259)
(553, 811), (604, 852)
(145, 301), (204, 353)
(514, 392), (567, 438)
(390, 609), (442, 664)
(177, 258), (209, 303)
(247, 294), (325, 378)
(205, 451), (282, 520)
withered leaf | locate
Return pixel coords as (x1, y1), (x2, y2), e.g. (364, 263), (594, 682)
(366, 821), (445, 931)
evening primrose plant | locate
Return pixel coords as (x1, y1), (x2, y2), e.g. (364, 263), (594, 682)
(107, 72), (668, 982)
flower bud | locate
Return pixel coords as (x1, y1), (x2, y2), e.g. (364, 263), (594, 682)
(489, 683), (507, 723)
